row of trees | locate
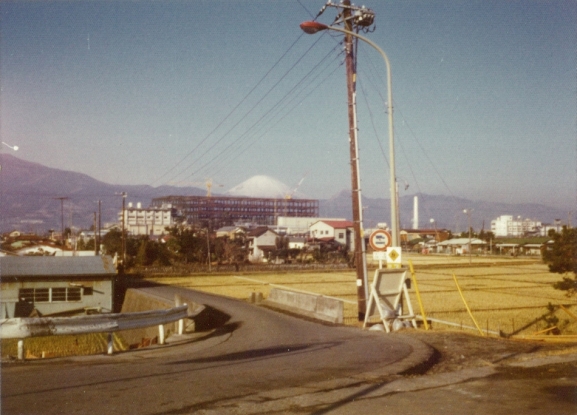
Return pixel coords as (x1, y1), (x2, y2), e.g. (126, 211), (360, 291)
(97, 226), (246, 268)
(94, 226), (351, 270)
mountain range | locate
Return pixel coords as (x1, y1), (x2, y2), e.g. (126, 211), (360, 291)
(0, 154), (569, 234)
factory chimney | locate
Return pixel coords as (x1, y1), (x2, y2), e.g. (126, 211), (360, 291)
(412, 196), (419, 229)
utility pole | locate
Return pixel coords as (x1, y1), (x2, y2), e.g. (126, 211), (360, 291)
(54, 197), (68, 244)
(307, 1), (375, 320)
(121, 192), (127, 270)
(97, 200), (101, 255)
(343, 0), (368, 320)
(94, 211), (98, 255)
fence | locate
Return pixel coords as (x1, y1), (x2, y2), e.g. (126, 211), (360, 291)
(0, 305), (188, 360)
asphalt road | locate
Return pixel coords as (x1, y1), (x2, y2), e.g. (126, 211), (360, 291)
(1, 285), (431, 415)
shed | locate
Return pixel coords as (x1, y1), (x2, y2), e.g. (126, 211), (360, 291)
(0, 255), (116, 318)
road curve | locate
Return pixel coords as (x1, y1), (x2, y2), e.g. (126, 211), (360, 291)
(1, 285), (431, 415)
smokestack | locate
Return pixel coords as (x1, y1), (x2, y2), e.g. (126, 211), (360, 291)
(413, 196), (419, 229)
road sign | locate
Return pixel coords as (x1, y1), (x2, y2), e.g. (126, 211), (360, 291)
(369, 229), (392, 251)
(387, 247), (402, 265)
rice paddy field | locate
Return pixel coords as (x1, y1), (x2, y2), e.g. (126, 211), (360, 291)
(3, 254), (575, 359)
(146, 254), (577, 337)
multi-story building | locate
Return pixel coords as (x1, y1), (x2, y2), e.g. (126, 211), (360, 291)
(491, 215), (542, 237)
(119, 203), (177, 236)
(151, 196), (319, 228)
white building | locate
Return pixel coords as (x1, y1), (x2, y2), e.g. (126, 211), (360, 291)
(119, 203), (177, 236)
(309, 220), (354, 250)
(276, 216), (345, 235)
(491, 215), (542, 237)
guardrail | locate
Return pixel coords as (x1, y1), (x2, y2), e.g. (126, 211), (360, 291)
(0, 305), (189, 360)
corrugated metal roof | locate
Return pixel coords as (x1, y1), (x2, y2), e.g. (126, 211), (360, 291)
(0, 255), (116, 278)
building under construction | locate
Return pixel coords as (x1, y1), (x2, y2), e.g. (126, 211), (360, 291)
(151, 195), (319, 227)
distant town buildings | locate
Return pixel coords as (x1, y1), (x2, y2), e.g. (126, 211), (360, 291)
(119, 202), (178, 236)
(491, 215), (541, 237)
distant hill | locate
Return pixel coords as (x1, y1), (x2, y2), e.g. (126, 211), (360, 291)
(320, 190), (568, 232)
(0, 154), (205, 232)
(0, 154), (568, 233)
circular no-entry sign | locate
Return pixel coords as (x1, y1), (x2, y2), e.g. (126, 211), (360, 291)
(369, 229), (392, 251)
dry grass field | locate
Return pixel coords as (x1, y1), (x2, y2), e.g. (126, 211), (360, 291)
(1, 333), (128, 359)
(146, 254), (577, 337)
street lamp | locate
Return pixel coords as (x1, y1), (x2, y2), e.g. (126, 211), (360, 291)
(300, 21), (399, 247)
(463, 209), (472, 264)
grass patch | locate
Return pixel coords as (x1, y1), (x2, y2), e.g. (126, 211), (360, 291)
(1, 333), (128, 359)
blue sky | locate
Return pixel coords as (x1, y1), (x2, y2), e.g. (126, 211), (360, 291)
(1, 0), (575, 210)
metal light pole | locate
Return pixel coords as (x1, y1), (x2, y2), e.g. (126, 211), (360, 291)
(300, 21), (399, 248)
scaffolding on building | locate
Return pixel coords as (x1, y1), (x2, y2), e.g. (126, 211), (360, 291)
(151, 195), (319, 227)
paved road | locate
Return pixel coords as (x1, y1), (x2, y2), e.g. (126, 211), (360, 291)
(1, 286), (430, 415)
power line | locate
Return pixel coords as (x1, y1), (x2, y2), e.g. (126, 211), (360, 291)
(152, 33), (308, 187)
(186, 45), (345, 181)
(162, 33), (332, 186)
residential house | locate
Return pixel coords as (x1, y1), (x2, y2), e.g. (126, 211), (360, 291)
(288, 236), (306, 250)
(437, 238), (487, 255)
(215, 226), (246, 240)
(309, 220), (354, 251)
(246, 227), (278, 263)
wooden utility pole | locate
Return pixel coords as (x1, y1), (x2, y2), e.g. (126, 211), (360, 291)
(121, 192), (127, 269)
(343, 0), (368, 320)
(54, 197), (68, 244)
(93, 211), (98, 255)
(97, 199), (101, 254)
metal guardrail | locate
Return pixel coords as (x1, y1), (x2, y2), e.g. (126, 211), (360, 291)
(0, 305), (189, 359)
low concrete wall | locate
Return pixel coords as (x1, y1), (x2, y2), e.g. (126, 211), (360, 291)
(264, 288), (343, 324)
(120, 289), (203, 347)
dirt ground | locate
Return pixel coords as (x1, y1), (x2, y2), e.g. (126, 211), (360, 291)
(393, 328), (577, 375)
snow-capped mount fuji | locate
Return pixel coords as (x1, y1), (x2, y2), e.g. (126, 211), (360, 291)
(225, 175), (305, 199)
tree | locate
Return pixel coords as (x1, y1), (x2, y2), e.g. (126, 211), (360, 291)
(134, 237), (171, 267)
(102, 229), (123, 257)
(165, 225), (207, 263)
(542, 227), (577, 296)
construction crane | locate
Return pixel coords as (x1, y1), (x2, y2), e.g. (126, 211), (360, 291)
(169, 179), (223, 197)
(285, 173), (308, 200)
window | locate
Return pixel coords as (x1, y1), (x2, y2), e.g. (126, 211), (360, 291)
(18, 287), (82, 303)
(52, 287), (67, 302)
(338, 232), (344, 239)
